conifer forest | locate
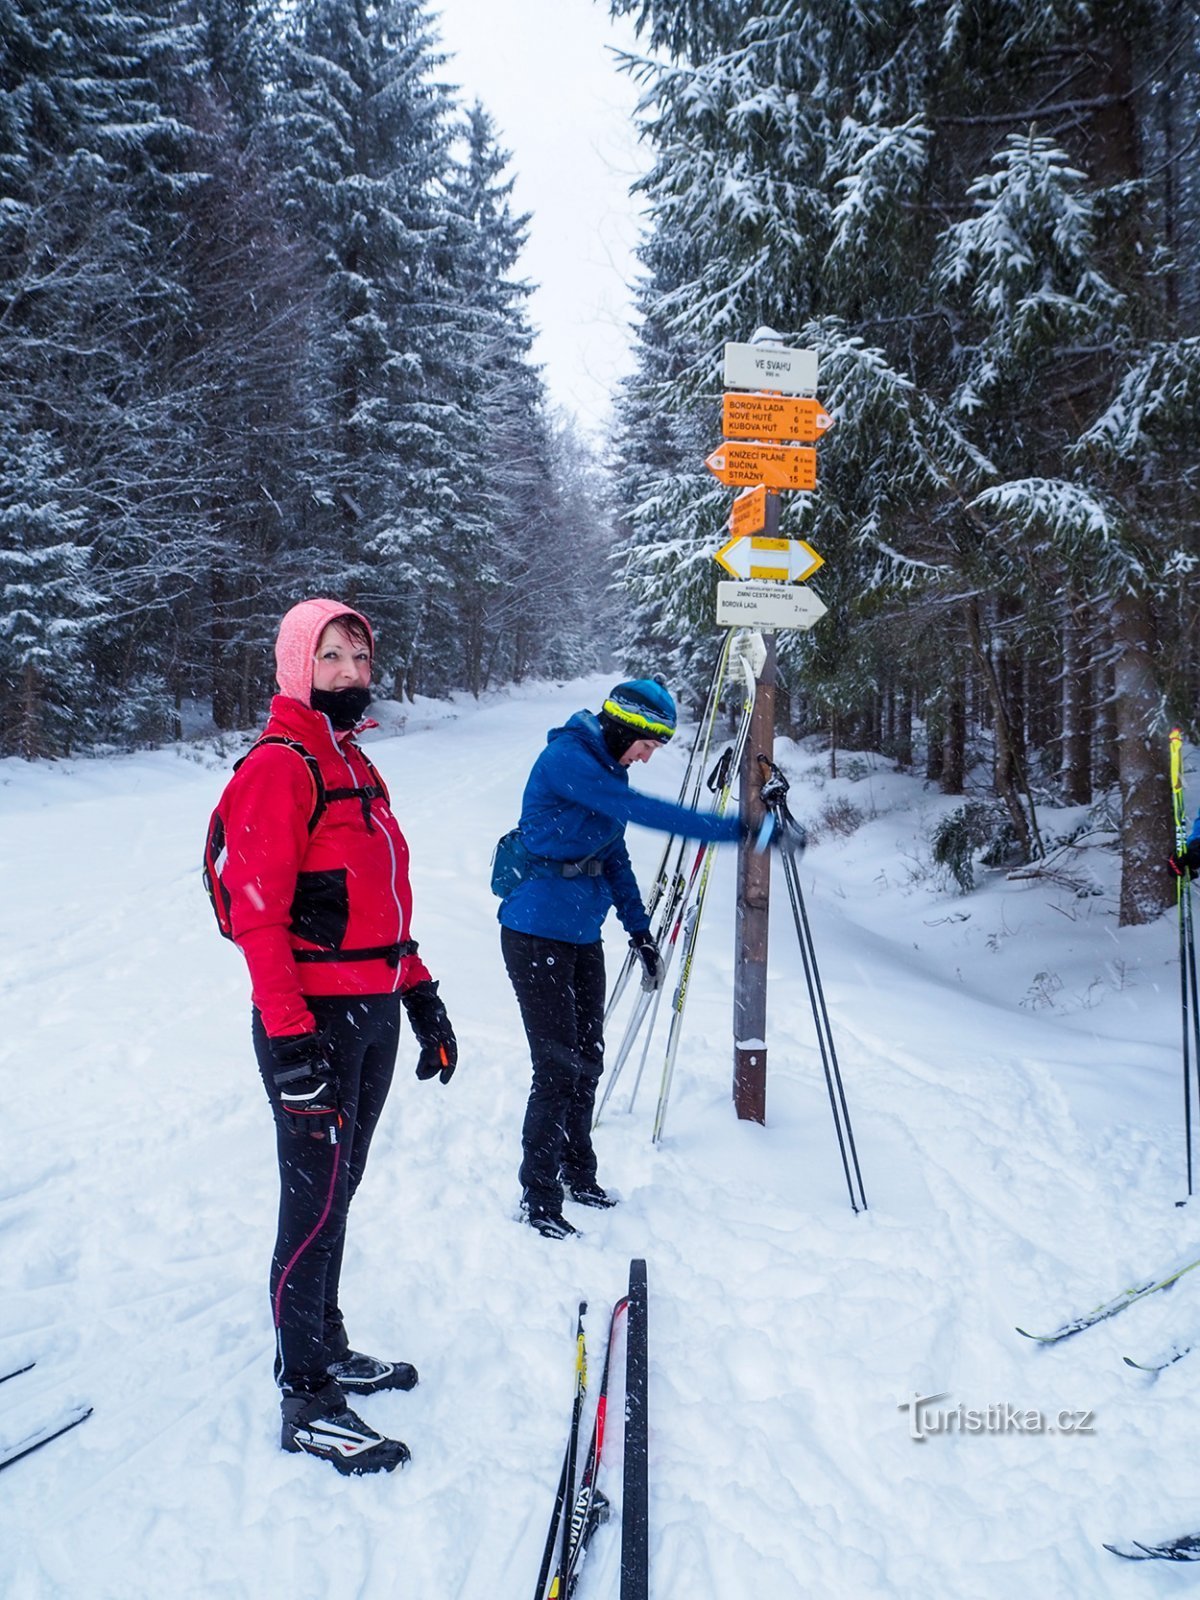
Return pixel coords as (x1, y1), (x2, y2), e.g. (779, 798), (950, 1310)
(3, 0), (1199, 925)
(610, 0), (1200, 926)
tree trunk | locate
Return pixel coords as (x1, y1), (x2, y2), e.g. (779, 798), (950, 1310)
(1095, 653), (1118, 791)
(19, 659), (42, 760)
(963, 599), (1034, 853)
(925, 702), (944, 783)
(1109, 587), (1171, 924)
(210, 567), (240, 731)
(1061, 589), (1092, 804)
(941, 679), (965, 795)
(894, 688), (914, 769)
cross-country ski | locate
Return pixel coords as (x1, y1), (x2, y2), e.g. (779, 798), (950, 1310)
(1016, 1255), (1200, 1344)
(1123, 1341), (1196, 1374)
(1105, 1533), (1200, 1562)
(0, 1407), (93, 1475)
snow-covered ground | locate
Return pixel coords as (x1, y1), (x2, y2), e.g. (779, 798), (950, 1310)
(2, 672), (1199, 1598)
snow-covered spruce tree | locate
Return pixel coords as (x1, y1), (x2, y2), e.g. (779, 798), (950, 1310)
(0, 0), (201, 753)
(270, 0), (479, 698)
(158, 3), (336, 732)
(606, 0), (1198, 923)
(543, 414), (622, 680)
(607, 132), (759, 707)
(424, 101), (558, 698)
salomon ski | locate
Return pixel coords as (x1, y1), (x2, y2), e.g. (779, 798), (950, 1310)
(1105, 1533), (1200, 1562)
(0, 1405), (92, 1473)
(1016, 1255), (1200, 1344)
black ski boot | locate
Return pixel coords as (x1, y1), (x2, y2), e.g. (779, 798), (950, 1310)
(520, 1203), (580, 1240)
(327, 1350), (419, 1395)
(280, 1380), (410, 1475)
(564, 1180), (618, 1209)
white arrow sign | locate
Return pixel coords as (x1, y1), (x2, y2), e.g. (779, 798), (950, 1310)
(723, 342), (819, 395)
(716, 580), (828, 632)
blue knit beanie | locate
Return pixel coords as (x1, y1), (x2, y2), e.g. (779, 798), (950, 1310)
(601, 678), (677, 742)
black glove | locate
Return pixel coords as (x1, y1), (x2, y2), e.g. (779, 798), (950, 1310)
(402, 980), (458, 1084)
(1171, 845), (1198, 878)
(629, 930), (666, 992)
(269, 1032), (340, 1139)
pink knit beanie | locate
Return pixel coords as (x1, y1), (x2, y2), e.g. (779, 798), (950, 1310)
(274, 598), (374, 704)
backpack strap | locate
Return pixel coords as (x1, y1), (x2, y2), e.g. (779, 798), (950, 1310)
(234, 737), (386, 833)
(234, 736), (327, 832)
(331, 744), (389, 831)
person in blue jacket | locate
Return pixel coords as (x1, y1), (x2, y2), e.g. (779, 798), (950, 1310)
(500, 678), (741, 1238)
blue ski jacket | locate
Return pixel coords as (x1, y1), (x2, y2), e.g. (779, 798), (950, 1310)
(498, 711), (741, 945)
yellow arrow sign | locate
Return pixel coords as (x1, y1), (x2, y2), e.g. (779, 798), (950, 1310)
(705, 442), (817, 491)
(714, 534), (824, 583)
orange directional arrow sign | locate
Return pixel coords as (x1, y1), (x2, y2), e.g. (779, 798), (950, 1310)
(730, 485), (767, 538)
(705, 442), (817, 491)
(722, 394), (835, 443)
(714, 534), (824, 583)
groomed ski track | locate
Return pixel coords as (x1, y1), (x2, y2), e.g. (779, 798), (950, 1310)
(1, 673), (1196, 1598)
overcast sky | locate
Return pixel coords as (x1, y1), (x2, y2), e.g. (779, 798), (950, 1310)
(432, 0), (649, 435)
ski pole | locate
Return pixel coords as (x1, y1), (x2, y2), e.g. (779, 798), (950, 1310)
(596, 751), (742, 1128)
(759, 757), (868, 1213)
(562, 1296), (629, 1594)
(1171, 728), (1200, 1200)
(554, 1305), (588, 1599)
(534, 1303), (588, 1600)
(605, 634), (735, 1027)
(651, 655), (758, 1142)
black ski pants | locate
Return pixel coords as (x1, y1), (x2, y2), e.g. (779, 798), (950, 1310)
(501, 926), (607, 1217)
(253, 993), (400, 1394)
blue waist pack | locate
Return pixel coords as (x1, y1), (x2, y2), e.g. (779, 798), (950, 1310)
(489, 828), (616, 899)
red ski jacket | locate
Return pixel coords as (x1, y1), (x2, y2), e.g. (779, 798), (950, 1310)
(219, 695), (432, 1038)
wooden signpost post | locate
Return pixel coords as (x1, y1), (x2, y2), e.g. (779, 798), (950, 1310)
(708, 330), (833, 1125)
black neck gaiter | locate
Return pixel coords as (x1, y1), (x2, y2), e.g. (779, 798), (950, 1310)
(311, 685), (372, 730)
(598, 711), (640, 763)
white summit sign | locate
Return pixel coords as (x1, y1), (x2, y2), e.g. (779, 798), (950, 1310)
(723, 341), (819, 396)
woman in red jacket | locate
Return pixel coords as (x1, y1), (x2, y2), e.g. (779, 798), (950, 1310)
(215, 597), (457, 1475)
